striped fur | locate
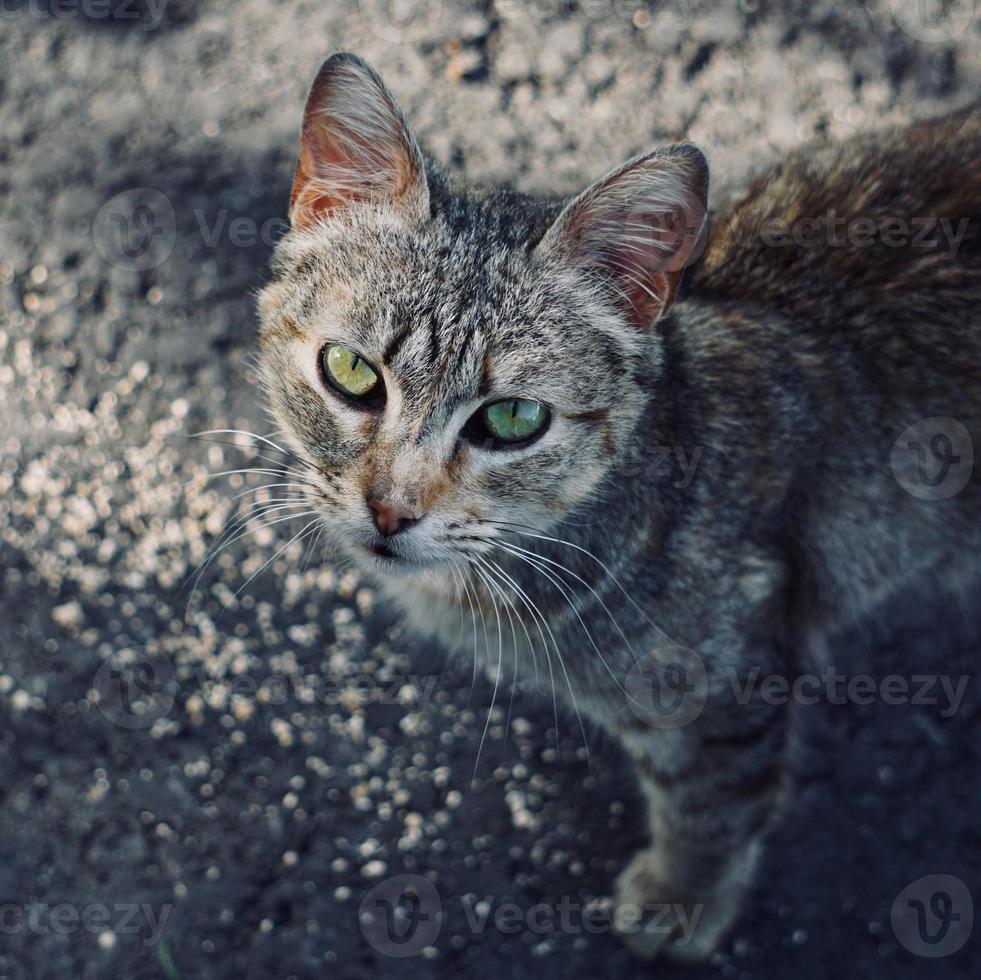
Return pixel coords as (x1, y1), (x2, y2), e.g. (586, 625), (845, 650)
(257, 55), (981, 961)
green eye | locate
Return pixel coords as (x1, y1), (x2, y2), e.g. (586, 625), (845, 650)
(480, 399), (549, 444)
(322, 344), (380, 400)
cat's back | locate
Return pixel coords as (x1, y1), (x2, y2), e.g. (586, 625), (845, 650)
(690, 105), (981, 343)
(684, 104), (981, 439)
(677, 109), (981, 617)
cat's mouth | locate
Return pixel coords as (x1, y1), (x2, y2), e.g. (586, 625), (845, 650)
(357, 538), (442, 576)
(366, 541), (401, 562)
(360, 539), (425, 573)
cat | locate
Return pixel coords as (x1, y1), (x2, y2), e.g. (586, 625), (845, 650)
(256, 52), (980, 960)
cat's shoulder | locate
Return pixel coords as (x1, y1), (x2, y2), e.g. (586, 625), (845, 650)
(688, 104), (981, 309)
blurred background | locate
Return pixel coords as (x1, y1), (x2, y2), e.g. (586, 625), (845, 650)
(0, 1), (978, 978)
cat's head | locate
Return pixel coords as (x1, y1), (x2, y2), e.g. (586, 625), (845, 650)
(257, 53), (707, 579)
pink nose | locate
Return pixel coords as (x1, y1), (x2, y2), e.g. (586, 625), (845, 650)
(367, 498), (421, 537)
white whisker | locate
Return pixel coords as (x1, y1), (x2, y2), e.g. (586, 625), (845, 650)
(492, 540), (635, 705)
(489, 521), (672, 643)
(190, 428), (291, 456)
(466, 559), (505, 778)
(492, 538), (646, 676)
(227, 515), (321, 606)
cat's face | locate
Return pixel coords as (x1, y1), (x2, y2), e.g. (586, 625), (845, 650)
(257, 53), (706, 580)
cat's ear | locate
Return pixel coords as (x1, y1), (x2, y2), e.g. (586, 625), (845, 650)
(289, 53), (429, 230)
(536, 143), (708, 328)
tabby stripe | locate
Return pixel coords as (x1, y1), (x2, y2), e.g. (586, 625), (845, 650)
(427, 317), (440, 364)
(698, 722), (776, 752)
(382, 322), (414, 365)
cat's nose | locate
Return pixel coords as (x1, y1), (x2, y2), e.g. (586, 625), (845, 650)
(367, 497), (421, 537)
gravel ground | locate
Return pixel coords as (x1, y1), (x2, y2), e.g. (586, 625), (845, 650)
(1, 2), (979, 978)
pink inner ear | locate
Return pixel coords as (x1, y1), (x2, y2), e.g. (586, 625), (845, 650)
(543, 147), (708, 329)
(292, 124), (391, 223)
(291, 113), (410, 228)
(566, 206), (698, 327)
(289, 56), (427, 230)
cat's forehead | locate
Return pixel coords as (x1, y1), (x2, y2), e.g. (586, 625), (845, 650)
(360, 249), (614, 410)
(269, 205), (637, 417)
(316, 216), (597, 372)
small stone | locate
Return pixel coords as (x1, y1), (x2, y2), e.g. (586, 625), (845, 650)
(52, 600), (84, 628)
(361, 860), (388, 878)
(446, 49), (485, 83)
(458, 15), (490, 41)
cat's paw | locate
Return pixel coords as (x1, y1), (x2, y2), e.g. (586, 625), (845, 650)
(612, 847), (744, 962)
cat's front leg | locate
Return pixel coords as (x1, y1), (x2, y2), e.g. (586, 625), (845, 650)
(609, 652), (791, 961)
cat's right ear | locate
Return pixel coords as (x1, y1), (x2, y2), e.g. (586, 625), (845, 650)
(535, 143), (709, 329)
(289, 53), (430, 230)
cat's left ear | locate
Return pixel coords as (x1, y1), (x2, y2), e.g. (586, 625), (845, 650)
(535, 143), (708, 328)
(289, 52), (429, 230)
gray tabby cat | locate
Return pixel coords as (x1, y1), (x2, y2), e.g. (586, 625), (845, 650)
(257, 53), (980, 960)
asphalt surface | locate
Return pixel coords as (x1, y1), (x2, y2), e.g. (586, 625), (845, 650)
(0, 2), (979, 978)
